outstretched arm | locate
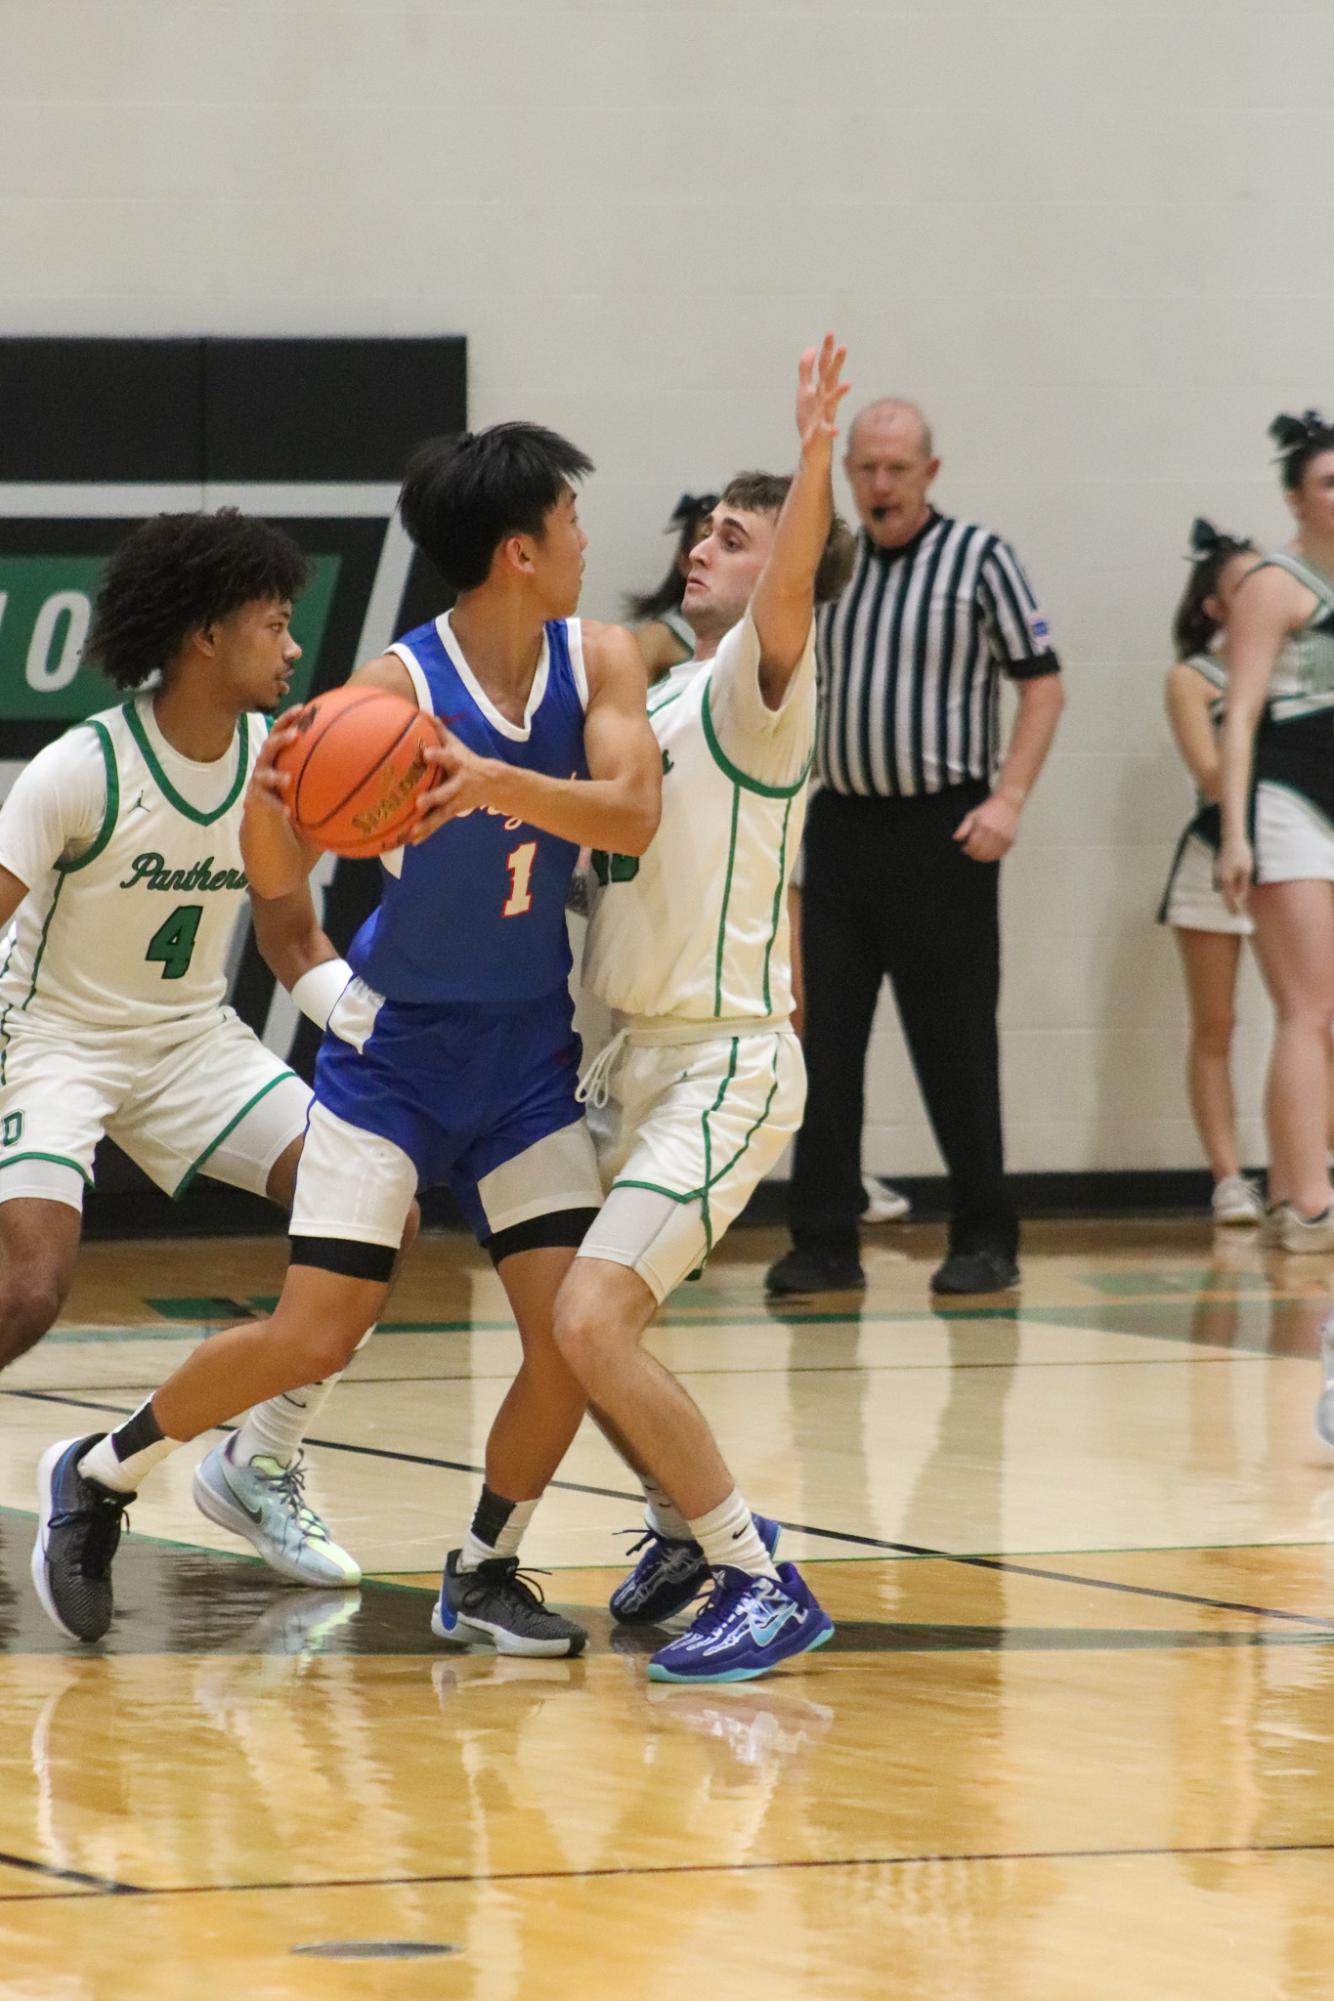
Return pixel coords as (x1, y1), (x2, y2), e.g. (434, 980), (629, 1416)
(751, 335), (849, 707)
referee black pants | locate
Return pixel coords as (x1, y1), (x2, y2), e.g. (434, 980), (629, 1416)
(788, 783), (1018, 1261)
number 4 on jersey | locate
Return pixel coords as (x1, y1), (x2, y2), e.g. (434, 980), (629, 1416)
(145, 904), (202, 980)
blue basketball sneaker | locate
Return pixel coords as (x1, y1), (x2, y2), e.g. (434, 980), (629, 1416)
(610, 1513), (781, 1625)
(646, 1561), (833, 1683)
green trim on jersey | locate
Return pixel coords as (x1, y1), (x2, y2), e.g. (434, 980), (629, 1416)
(1183, 651), (1227, 692)
(713, 788), (741, 1016)
(647, 681), (693, 722)
(56, 721), (120, 875)
(1259, 551), (1334, 617)
(762, 798), (794, 1014)
(122, 703), (251, 827)
(20, 874), (68, 1009)
(172, 1069), (300, 1199)
(701, 679), (811, 799)
(0, 1150), (94, 1188)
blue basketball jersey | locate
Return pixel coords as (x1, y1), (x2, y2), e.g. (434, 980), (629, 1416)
(349, 613), (589, 1003)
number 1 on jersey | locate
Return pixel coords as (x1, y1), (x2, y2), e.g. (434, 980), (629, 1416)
(502, 840), (536, 917)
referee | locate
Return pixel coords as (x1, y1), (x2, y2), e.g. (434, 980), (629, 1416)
(767, 398), (1064, 1298)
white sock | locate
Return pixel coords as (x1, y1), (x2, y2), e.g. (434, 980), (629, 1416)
(461, 1495), (539, 1572)
(688, 1489), (779, 1581)
(232, 1377), (340, 1467)
(229, 1322), (374, 1465)
(79, 1426), (179, 1494)
(642, 1475), (692, 1542)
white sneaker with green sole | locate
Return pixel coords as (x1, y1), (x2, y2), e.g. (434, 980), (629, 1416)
(193, 1441), (361, 1587)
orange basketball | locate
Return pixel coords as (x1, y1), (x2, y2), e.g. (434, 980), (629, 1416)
(273, 685), (437, 857)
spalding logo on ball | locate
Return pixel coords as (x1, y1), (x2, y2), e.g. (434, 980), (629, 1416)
(273, 686), (438, 857)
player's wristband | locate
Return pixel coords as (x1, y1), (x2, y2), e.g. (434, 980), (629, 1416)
(290, 958), (352, 1030)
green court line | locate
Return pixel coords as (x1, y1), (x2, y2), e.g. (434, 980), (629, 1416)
(1081, 1267), (1276, 1298)
(36, 1300), (1307, 1347)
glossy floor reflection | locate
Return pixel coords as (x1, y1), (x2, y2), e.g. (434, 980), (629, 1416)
(2, 1219), (1334, 1997)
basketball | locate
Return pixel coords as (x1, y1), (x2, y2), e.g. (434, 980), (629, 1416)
(273, 685), (438, 857)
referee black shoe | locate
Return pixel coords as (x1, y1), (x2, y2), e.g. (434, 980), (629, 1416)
(930, 1249), (1020, 1296)
(32, 1435), (133, 1643)
(765, 1248), (865, 1297)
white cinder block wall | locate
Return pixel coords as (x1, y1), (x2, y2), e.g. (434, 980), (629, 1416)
(3, 0), (1329, 1177)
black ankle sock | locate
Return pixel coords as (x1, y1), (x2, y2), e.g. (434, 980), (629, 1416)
(111, 1400), (165, 1463)
(471, 1484), (517, 1548)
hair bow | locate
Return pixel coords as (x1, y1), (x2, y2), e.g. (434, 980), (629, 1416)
(1184, 516), (1248, 564)
(667, 491), (719, 530)
(1269, 409), (1332, 456)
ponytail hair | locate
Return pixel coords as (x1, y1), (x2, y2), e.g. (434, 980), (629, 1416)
(624, 491), (720, 621)
(1172, 517), (1255, 657)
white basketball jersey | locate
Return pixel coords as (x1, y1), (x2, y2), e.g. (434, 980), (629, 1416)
(582, 661), (810, 1023)
(0, 697), (262, 1037)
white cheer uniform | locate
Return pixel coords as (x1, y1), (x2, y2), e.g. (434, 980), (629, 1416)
(0, 694), (309, 1210)
(577, 609), (813, 1300)
(1158, 650), (1253, 937)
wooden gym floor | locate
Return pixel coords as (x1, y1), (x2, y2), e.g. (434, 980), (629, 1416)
(2, 1215), (1333, 1998)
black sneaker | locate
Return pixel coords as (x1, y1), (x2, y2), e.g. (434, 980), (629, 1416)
(430, 1550), (587, 1658)
(765, 1248), (865, 1298)
(930, 1249), (1020, 1296)
(31, 1435), (133, 1643)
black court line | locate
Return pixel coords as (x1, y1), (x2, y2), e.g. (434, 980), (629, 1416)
(14, 1834), (1334, 1905)
(0, 1846), (140, 1896)
(12, 1389), (1334, 1633)
(5, 1390), (649, 1509)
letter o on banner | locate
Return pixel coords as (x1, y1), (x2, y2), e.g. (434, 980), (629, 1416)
(26, 592), (92, 694)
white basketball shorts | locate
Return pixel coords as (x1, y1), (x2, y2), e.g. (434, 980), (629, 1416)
(578, 1024), (806, 1302)
(0, 1007), (309, 1212)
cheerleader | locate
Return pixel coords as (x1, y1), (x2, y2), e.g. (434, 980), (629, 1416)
(624, 491), (718, 684)
(1219, 413), (1334, 1251)
(1160, 519), (1261, 1223)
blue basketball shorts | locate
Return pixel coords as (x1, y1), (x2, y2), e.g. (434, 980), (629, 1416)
(289, 976), (602, 1272)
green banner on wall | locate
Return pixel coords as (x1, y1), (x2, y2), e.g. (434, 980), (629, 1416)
(0, 553), (342, 721)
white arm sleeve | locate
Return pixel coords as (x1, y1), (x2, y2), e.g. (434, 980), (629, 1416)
(706, 607), (818, 791)
(0, 728), (110, 889)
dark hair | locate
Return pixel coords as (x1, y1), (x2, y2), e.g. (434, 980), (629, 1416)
(1270, 410), (1334, 493)
(1172, 517), (1255, 657)
(398, 422), (593, 593)
(84, 509), (309, 691)
(624, 491), (719, 621)
(720, 471), (857, 605)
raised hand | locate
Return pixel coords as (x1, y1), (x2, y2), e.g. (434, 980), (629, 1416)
(796, 334), (850, 457)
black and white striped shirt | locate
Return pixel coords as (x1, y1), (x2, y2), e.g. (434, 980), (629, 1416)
(815, 513), (1059, 797)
